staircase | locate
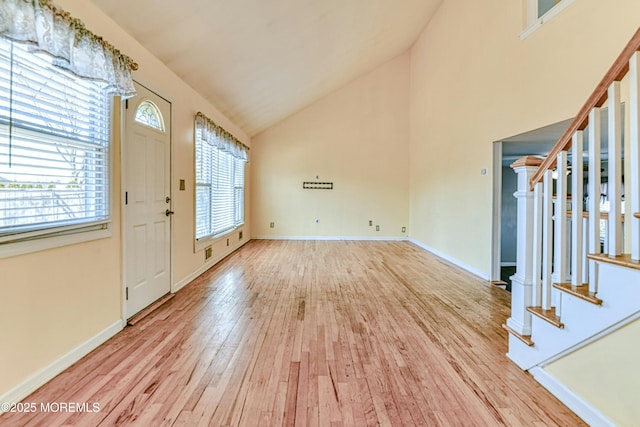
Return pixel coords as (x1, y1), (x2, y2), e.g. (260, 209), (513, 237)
(505, 28), (640, 375)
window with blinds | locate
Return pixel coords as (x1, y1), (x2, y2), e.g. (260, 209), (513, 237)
(195, 126), (246, 241)
(0, 39), (111, 244)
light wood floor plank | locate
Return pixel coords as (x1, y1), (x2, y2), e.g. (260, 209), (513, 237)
(0, 240), (586, 426)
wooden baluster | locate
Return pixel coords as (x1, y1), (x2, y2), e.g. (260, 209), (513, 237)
(588, 107), (602, 294)
(571, 131), (584, 286)
(532, 182), (543, 307)
(608, 81), (623, 256)
(542, 169), (554, 311)
(630, 52), (640, 260)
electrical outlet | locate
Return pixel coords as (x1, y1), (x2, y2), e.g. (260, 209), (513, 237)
(270, 222), (275, 228)
(402, 226), (406, 233)
(369, 220), (373, 226)
(316, 219), (320, 224)
(239, 230), (243, 239)
(226, 238), (229, 247)
(204, 246), (212, 260)
(375, 225), (380, 231)
(179, 179), (185, 191)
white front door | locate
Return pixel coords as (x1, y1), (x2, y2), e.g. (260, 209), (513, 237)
(123, 82), (172, 319)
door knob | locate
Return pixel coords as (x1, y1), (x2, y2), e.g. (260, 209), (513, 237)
(165, 209), (174, 216)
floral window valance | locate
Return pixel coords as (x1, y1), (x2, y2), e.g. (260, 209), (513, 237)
(196, 112), (249, 161)
(0, 0), (138, 98)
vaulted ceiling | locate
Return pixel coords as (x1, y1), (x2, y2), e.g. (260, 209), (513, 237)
(92, 0), (443, 137)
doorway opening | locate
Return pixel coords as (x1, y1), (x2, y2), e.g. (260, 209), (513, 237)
(491, 118), (572, 291)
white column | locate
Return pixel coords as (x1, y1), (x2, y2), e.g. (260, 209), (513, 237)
(630, 53), (640, 260)
(572, 131), (584, 286)
(608, 81), (623, 256)
(588, 107), (602, 294)
(542, 169), (553, 310)
(507, 156), (543, 336)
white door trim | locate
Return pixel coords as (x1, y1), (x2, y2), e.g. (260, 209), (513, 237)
(491, 141), (503, 282)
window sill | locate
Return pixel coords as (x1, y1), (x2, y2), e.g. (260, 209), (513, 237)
(520, 0), (574, 40)
(0, 226), (112, 259)
(194, 225), (244, 253)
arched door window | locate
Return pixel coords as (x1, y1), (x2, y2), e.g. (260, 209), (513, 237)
(134, 100), (165, 132)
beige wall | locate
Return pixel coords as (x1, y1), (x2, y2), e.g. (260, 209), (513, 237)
(545, 319), (640, 426)
(409, 0), (640, 275)
(0, 0), (251, 397)
(251, 52), (410, 238)
(4, 0), (640, 416)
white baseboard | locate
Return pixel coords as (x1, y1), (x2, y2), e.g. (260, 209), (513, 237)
(408, 238), (490, 280)
(251, 235), (406, 241)
(0, 320), (123, 412)
(530, 367), (617, 427)
(172, 239), (250, 293)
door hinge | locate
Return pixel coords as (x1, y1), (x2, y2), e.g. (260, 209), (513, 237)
(125, 99), (129, 109)
(125, 191), (128, 205)
(126, 287), (129, 300)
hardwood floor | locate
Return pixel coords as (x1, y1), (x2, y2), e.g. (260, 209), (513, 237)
(0, 240), (585, 426)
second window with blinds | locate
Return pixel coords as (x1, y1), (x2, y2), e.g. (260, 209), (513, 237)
(194, 113), (247, 248)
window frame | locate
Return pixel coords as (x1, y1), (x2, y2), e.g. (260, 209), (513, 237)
(521, 0), (574, 40)
(0, 40), (114, 259)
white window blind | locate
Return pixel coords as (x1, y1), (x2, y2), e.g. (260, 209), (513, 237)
(0, 39), (111, 243)
(195, 122), (246, 240)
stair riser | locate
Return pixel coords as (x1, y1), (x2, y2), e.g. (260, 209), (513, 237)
(508, 261), (640, 370)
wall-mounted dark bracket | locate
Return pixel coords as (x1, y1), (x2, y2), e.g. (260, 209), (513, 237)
(303, 181), (333, 190)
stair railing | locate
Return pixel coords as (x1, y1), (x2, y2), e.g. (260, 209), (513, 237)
(505, 27), (640, 341)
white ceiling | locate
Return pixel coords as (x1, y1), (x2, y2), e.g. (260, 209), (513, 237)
(92, 0), (444, 137)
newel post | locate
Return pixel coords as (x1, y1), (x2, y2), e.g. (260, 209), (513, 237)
(506, 156), (543, 336)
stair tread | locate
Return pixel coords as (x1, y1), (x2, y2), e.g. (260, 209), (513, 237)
(527, 306), (564, 328)
(553, 282), (602, 305)
(503, 324), (534, 347)
(587, 253), (640, 270)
